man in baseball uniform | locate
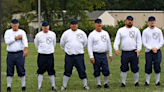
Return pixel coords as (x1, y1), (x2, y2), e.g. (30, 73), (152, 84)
(34, 21), (58, 91)
(4, 19), (28, 92)
(88, 19), (112, 89)
(60, 20), (89, 90)
(113, 16), (142, 87)
(142, 16), (163, 86)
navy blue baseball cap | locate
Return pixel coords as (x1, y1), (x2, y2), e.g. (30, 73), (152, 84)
(11, 19), (19, 23)
(126, 16), (133, 20)
(42, 21), (49, 26)
(70, 20), (78, 24)
(95, 19), (102, 23)
(148, 16), (156, 21)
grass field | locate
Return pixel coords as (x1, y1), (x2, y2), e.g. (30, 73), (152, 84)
(1, 43), (164, 92)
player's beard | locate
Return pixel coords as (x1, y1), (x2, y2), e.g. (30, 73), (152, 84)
(127, 24), (132, 27)
(127, 23), (133, 27)
(151, 25), (154, 28)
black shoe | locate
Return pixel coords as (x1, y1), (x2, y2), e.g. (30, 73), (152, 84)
(52, 86), (58, 91)
(120, 83), (125, 88)
(22, 86), (26, 91)
(144, 82), (149, 87)
(156, 82), (162, 86)
(6, 87), (11, 92)
(96, 85), (101, 89)
(135, 82), (139, 87)
(104, 83), (111, 88)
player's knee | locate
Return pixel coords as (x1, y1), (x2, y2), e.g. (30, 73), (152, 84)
(154, 69), (161, 74)
(121, 67), (129, 72)
(64, 72), (72, 77)
(132, 68), (139, 73)
(94, 72), (100, 77)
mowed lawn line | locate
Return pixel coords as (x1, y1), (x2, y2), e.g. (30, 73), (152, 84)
(1, 43), (164, 92)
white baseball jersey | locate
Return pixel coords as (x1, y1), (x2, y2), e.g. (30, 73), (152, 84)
(4, 29), (28, 52)
(88, 30), (112, 59)
(142, 27), (164, 52)
(60, 29), (87, 55)
(34, 30), (56, 54)
(113, 26), (142, 51)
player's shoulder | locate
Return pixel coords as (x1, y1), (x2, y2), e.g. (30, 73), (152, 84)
(142, 27), (149, 32)
(155, 27), (162, 31)
(18, 29), (27, 34)
(77, 29), (86, 34)
(63, 29), (71, 34)
(117, 26), (125, 32)
(132, 26), (139, 30)
(102, 29), (109, 34)
(49, 30), (56, 35)
(5, 29), (12, 33)
(89, 30), (95, 35)
(35, 31), (43, 37)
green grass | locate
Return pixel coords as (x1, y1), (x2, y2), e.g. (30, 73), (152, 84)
(1, 43), (164, 92)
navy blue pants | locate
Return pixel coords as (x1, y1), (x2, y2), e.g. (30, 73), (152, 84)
(37, 53), (55, 75)
(145, 50), (161, 74)
(121, 51), (139, 73)
(64, 54), (87, 79)
(7, 51), (25, 77)
(93, 52), (110, 77)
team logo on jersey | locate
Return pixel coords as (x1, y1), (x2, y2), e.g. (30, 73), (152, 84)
(101, 35), (107, 42)
(77, 33), (83, 39)
(129, 31), (135, 38)
(153, 32), (158, 39)
(46, 37), (52, 44)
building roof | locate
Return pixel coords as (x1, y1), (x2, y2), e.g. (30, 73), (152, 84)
(86, 11), (105, 20)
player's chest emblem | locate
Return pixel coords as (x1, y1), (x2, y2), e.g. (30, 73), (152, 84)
(152, 32), (158, 39)
(129, 31), (135, 38)
(77, 33), (83, 39)
(46, 37), (52, 44)
(101, 35), (107, 42)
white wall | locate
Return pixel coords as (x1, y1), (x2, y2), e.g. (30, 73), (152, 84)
(98, 11), (115, 26)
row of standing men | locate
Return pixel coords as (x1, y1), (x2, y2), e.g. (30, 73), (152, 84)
(4, 15), (163, 92)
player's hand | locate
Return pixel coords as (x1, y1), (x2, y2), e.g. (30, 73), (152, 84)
(109, 56), (112, 62)
(23, 47), (28, 57)
(135, 50), (139, 57)
(90, 58), (95, 64)
(151, 48), (157, 53)
(15, 35), (22, 40)
(115, 50), (120, 56)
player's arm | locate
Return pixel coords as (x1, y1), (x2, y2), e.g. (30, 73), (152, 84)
(113, 30), (121, 56)
(60, 33), (66, 50)
(34, 35), (39, 51)
(142, 30), (151, 50)
(4, 31), (16, 45)
(107, 34), (112, 62)
(136, 29), (142, 52)
(83, 32), (88, 50)
(156, 30), (164, 50)
(88, 34), (95, 64)
(53, 33), (56, 48)
(22, 31), (28, 57)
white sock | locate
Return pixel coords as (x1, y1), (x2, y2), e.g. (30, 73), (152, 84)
(133, 72), (139, 84)
(38, 74), (43, 88)
(145, 73), (151, 84)
(155, 73), (160, 84)
(120, 72), (127, 85)
(103, 76), (109, 85)
(63, 75), (70, 87)
(49, 75), (55, 87)
(95, 76), (101, 85)
(82, 78), (87, 87)
(20, 76), (26, 87)
(7, 76), (12, 87)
